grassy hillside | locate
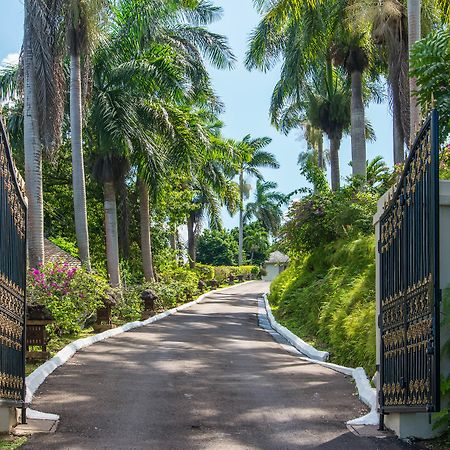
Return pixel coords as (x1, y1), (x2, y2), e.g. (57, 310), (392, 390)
(269, 236), (377, 376)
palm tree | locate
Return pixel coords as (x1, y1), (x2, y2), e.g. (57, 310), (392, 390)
(23, 0), (65, 268)
(243, 225), (269, 264)
(366, 155), (392, 192)
(332, 30), (373, 178)
(138, 179), (155, 282)
(234, 135), (279, 265)
(247, 0), (374, 181)
(279, 62), (351, 191)
(92, 155), (128, 287)
(303, 123), (326, 171)
(186, 151), (240, 268)
(349, 0), (443, 158)
(252, 0), (320, 23)
(110, 0), (235, 276)
(66, 0), (106, 271)
(87, 0), (234, 284)
(372, 0), (410, 160)
(245, 180), (286, 235)
(87, 38), (176, 286)
(408, 0), (422, 137)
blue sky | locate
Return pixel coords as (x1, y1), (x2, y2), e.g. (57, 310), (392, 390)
(0, 0), (394, 230)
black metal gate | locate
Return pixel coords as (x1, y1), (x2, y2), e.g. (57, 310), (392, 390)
(0, 116), (27, 409)
(379, 110), (440, 415)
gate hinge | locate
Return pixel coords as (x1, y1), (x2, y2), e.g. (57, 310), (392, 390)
(378, 314), (383, 328)
(377, 241), (382, 254)
(426, 341), (435, 355)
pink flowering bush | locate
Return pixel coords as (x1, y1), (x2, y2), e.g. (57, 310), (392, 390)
(28, 262), (108, 334)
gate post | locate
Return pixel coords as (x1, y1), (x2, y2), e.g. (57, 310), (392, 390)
(0, 407), (18, 433)
(374, 181), (450, 439)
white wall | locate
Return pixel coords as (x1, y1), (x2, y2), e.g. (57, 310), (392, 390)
(262, 264), (283, 282)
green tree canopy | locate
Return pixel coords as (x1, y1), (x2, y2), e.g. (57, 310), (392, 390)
(196, 229), (238, 266)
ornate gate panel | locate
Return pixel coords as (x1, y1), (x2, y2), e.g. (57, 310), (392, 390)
(379, 110), (440, 413)
(0, 116), (26, 407)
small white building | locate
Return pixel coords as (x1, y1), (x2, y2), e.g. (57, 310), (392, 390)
(262, 251), (290, 281)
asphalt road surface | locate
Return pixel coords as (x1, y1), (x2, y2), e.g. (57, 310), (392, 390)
(23, 282), (414, 449)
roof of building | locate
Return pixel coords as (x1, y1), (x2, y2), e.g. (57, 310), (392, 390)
(44, 239), (81, 268)
(265, 251), (290, 265)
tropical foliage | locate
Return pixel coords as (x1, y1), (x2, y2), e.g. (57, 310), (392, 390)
(1, 2), (449, 432)
(410, 25), (450, 141)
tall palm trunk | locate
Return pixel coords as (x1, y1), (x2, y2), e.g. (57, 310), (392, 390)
(238, 170), (244, 266)
(187, 212), (196, 269)
(388, 44), (409, 162)
(350, 70), (366, 178)
(317, 133), (324, 170)
(138, 179), (155, 282)
(24, 2), (44, 268)
(103, 181), (121, 287)
(393, 97), (405, 164)
(117, 175), (130, 260)
(70, 53), (91, 271)
(408, 0), (422, 139)
(329, 132), (341, 191)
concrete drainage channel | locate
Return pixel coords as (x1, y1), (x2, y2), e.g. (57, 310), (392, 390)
(258, 293), (393, 438)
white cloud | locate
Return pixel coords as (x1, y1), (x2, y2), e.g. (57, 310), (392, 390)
(1, 53), (20, 68)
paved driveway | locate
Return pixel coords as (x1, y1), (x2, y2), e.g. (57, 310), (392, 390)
(23, 282), (412, 449)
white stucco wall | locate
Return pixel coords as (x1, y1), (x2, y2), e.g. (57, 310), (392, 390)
(262, 264), (281, 281)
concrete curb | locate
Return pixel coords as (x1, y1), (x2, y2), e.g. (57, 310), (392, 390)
(25, 281), (254, 420)
(263, 294), (329, 361)
(260, 294), (378, 426)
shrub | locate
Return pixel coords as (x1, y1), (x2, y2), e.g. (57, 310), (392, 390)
(28, 262), (108, 334)
(213, 266), (234, 284)
(282, 185), (378, 254)
(212, 265), (259, 284)
(192, 263), (215, 281)
(159, 267), (199, 298)
(114, 285), (143, 322)
(235, 265), (259, 279)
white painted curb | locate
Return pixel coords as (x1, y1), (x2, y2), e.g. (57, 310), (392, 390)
(25, 282), (254, 420)
(261, 294), (378, 426)
(263, 294), (329, 361)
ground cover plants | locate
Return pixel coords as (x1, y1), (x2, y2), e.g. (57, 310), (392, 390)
(270, 236), (377, 375)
